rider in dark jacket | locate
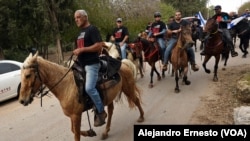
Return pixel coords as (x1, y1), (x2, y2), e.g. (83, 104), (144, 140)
(201, 5), (238, 57)
(192, 14), (203, 40)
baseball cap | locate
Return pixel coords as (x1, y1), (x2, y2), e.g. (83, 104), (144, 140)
(214, 5), (221, 10)
(116, 18), (122, 22)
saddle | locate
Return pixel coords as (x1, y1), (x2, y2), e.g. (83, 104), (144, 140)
(72, 55), (121, 111)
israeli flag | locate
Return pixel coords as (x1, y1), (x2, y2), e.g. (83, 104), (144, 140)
(197, 11), (206, 27)
(228, 15), (247, 29)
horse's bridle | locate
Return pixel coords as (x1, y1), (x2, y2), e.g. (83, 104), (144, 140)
(23, 60), (72, 106)
(23, 63), (43, 99)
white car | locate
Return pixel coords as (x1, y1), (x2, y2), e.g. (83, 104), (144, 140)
(0, 60), (23, 102)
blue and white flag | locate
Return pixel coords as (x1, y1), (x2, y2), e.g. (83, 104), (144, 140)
(227, 15), (247, 29)
(197, 11), (206, 27)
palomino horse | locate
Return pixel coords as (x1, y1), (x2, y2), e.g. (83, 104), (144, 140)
(202, 18), (230, 81)
(18, 52), (144, 141)
(102, 42), (144, 79)
(170, 24), (194, 93)
(134, 33), (165, 88)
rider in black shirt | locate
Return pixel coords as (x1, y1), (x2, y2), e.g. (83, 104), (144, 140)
(192, 14), (203, 40)
(201, 5), (238, 57)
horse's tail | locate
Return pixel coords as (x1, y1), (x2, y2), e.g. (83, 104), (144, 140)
(119, 61), (142, 108)
(121, 59), (137, 80)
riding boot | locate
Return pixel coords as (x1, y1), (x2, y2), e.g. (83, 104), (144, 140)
(162, 61), (168, 71)
(191, 62), (199, 71)
(94, 110), (107, 127)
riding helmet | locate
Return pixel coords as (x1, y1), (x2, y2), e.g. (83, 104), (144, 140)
(154, 12), (161, 17)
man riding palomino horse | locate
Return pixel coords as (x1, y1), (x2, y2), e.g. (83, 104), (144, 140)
(73, 9), (106, 127)
(200, 5), (238, 57)
(162, 11), (199, 72)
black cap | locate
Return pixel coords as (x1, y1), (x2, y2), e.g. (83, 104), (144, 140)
(154, 12), (161, 17)
(214, 5), (221, 10)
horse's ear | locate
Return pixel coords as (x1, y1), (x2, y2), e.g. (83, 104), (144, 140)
(33, 51), (39, 57)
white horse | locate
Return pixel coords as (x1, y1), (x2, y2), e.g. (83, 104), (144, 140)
(102, 42), (143, 80)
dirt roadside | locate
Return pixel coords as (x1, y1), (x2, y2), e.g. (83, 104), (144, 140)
(189, 64), (250, 124)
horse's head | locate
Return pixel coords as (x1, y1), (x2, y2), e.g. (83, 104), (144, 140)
(139, 31), (148, 39)
(19, 51), (43, 106)
(102, 42), (121, 59)
(203, 18), (218, 35)
(180, 24), (194, 48)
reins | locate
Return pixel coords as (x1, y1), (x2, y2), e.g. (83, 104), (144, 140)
(24, 54), (74, 106)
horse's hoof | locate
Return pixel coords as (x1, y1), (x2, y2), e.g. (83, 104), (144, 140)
(158, 76), (161, 81)
(205, 70), (211, 74)
(101, 133), (109, 140)
(137, 117), (144, 122)
(175, 88), (180, 93)
(148, 84), (153, 88)
(213, 78), (218, 82)
(185, 80), (191, 85)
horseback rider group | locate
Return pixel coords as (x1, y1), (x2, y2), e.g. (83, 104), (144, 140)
(72, 6), (241, 128)
(147, 11), (199, 72)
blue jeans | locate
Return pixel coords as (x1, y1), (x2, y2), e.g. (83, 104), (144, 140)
(157, 38), (166, 61)
(186, 47), (196, 64)
(84, 63), (104, 113)
(221, 28), (234, 49)
(116, 42), (127, 59)
(163, 38), (177, 64)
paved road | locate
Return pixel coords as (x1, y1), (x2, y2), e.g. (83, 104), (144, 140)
(0, 38), (249, 141)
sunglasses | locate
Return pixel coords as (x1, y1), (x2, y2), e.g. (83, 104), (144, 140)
(154, 16), (161, 18)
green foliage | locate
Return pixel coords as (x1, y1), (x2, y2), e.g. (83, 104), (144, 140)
(162, 0), (209, 17)
(238, 2), (250, 15)
(3, 48), (29, 62)
(0, 0), (177, 61)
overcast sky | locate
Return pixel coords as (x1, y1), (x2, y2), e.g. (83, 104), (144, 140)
(209, 0), (249, 13)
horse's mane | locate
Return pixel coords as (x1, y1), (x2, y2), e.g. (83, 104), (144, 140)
(102, 42), (120, 59)
(23, 53), (68, 72)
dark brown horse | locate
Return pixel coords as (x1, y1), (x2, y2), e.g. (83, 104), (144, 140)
(170, 24), (194, 93)
(202, 18), (230, 81)
(134, 32), (165, 88)
(18, 52), (144, 141)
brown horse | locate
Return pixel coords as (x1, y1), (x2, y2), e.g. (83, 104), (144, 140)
(18, 52), (144, 141)
(202, 18), (230, 81)
(170, 24), (194, 93)
(134, 32), (165, 88)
